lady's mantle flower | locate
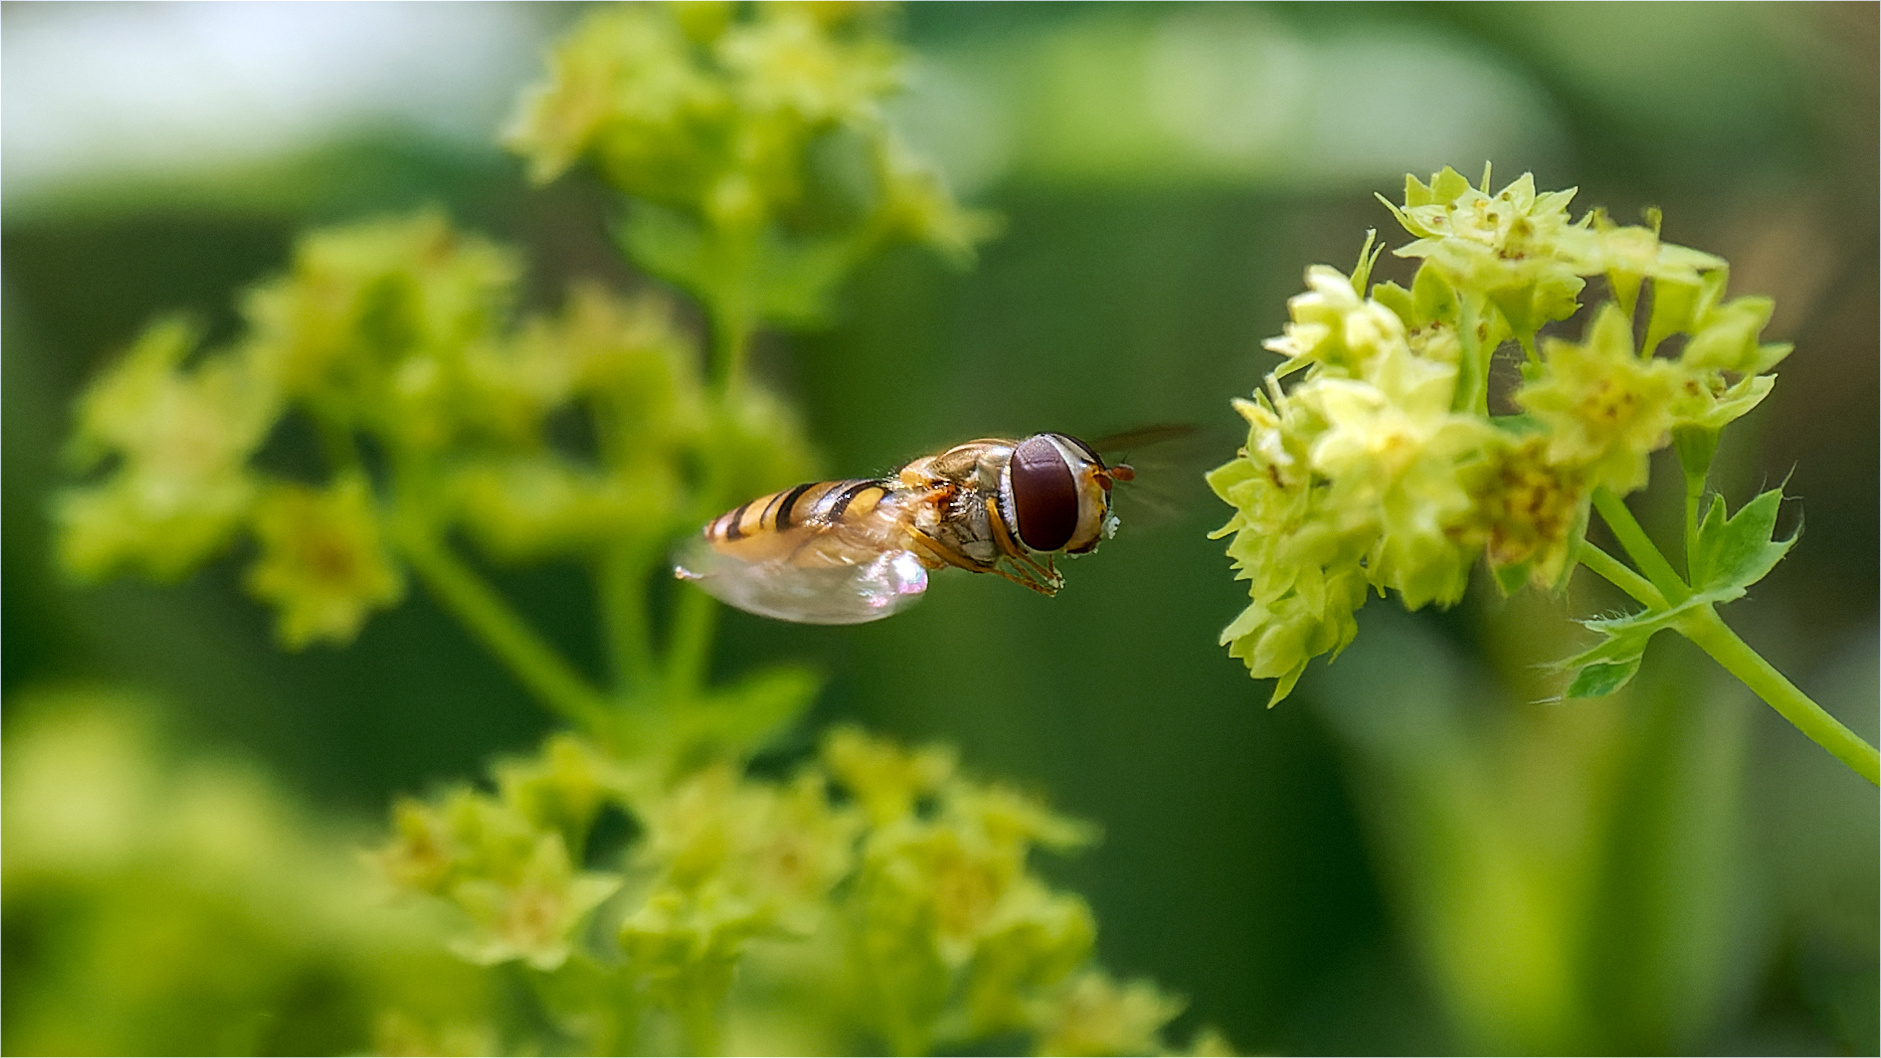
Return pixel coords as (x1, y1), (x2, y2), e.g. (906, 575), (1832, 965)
(1030, 970), (1187, 1058)
(1212, 264), (1497, 704)
(244, 475), (404, 648)
(1387, 168), (1594, 337)
(58, 319), (276, 582)
(1516, 305), (1681, 494)
(376, 775), (617, 974)
(1213, 167), (1794, 700)
(450, 833), (620, 972)
(632, 763), (862, 935)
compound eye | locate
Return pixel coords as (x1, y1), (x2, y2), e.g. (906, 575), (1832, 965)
(1010, 435), (1079, 552)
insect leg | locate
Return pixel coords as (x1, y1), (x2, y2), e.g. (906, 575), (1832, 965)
(988, 561), (1062, 597)
(1008, 549), (1065, 590)
(909, 529), (993, 574)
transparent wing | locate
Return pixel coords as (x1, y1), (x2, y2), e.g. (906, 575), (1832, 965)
(675, 535), (928, 625)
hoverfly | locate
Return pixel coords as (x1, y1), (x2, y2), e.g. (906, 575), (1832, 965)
(674, 432), (1140, 624)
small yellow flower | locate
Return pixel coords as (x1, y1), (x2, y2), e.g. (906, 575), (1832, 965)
(1467, 435), (1588, 590)
(242, 214), (517, 406)
(495, 733), (625, 852)
(1390, 168), (1595, 337)
(821, 725), (956, 825)
(962, 884), (1095, 1036)
(244, 475), (404, 648)
(636, 763), (861, 934)
(1263, 265), (1409, 378)
(450, 833), (619, 971)
(1030, 970), (1186, 1058)
(719, 4), (897, 126)
(1517, 305), (1682, 494)
(57, 319), (276, 582)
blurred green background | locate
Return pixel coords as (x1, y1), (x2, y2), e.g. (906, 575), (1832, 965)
(4, 2), (1874, 1054)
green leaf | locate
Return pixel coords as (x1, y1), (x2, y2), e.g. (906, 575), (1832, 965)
(1492, 558), (1532, 596)
(679, 663), (823, 758)
(1690, 487), (1797, 597)
(614, 205), (857, 330)
(1566, 657), (1643, 698)
(616, 204), (715, 300)
(750, 235), (856, 327)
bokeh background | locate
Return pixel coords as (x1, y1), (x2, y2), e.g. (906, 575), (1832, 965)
(4, 2), (1875, 1054)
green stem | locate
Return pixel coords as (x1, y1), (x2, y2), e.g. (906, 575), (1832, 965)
(1591, 487), (1689, 604)
(1672, 427), (1716, 581)
(1451, 295), (1489, 415)
(1677, 605), (1879, 785)
(1516, 329), (1540, 367)
(666, 581), (718, 703)
(678, 990), (723, 1057)
(598, 541), (658, 697)
(1576, 543), (1665, 609)
(1682, 478), (1702, 582)
(710, 306), (753, 391)
(396, 524), (610, 731)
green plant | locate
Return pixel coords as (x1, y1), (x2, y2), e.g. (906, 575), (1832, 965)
(1209, 165), (1877, 785)
(51, 4), (1225, 1054)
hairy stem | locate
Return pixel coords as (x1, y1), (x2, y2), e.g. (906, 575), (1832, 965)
(397, 524), (610, 731)
(1676, 605), (1879, 785)
(1577, 543), (1665, 609)
(1591, 487), (1689, 604)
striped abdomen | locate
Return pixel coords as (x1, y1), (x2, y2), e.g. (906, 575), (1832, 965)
(703, 478), (901, 565)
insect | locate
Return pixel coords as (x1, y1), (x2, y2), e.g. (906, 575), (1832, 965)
(674, 432), (1138, 624)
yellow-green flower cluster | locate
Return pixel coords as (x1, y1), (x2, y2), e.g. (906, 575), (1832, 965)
(1211, 168), (1789, 703)
(55, 212), (815, 648)
(505, 1), (994, 327)
(3, 692), (494, 1056)
(58, 319), (276, 582)
(374, 727), (1224, 1056)
(376, 735), (624, 972)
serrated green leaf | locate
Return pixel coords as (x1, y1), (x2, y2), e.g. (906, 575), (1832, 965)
(1566, 657), (1643, 698)
(1691, 488), (1796, 596)
(1562, 613), (1661, 669)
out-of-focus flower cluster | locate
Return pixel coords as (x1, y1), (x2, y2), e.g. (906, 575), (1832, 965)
(373, 726), (1226, 1056)
(506, 1), (995, 330)
(54, 211), (814, 648)
(48, 5), (1219, 1053)
(2, 691), (495, 1056)
(1210, 167), (1790, 703)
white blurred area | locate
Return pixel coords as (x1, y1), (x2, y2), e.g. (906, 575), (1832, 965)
(1, 2), (557, 205)
(895, 7), (1563, 195)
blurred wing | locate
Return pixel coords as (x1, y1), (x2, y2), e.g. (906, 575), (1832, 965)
(676, 537), (928, 624)
(1086, 423), (1199, 454)
(673, 496), (929, 625)
(1088, 422), (1232, 532)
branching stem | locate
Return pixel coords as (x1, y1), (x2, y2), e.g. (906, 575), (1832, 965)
(1576, 543), (1664, 609)
(396, 523), (611, 731)
(1591, 487), (1689, 604)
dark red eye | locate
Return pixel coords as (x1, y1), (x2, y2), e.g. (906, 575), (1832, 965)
(1010, 435), (1078, 552)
